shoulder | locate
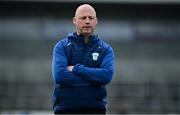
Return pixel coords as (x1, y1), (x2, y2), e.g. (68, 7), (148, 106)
(96, 39), (115, 62)
(53, 37), (70, 50)
(96, 38), (113, 51)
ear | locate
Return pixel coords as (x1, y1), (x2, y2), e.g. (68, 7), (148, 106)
(96, 17), (98, 24)
(73, 17), (76, 24)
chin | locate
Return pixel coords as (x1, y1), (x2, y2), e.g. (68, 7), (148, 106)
(83, 33), (92, 36)
(83, 31), (93, 35)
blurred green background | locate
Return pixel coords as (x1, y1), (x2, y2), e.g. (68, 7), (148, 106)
(0, 1), (180, 114)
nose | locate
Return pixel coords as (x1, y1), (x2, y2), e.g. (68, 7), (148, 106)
(85, 17), (90, 24)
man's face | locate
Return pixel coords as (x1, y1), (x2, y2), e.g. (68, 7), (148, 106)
(73, 6), (97, 36)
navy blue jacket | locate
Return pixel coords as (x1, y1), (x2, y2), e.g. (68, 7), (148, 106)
(52, 32), (114, 112)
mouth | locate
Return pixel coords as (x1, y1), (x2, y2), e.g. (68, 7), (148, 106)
(83, 26), (92, 29)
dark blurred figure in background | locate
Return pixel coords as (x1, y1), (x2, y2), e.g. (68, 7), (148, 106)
(52, 4), (115, 114)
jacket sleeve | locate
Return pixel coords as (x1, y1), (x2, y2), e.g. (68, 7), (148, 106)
(72, 46), (115, 85)
(52, 41), (91, 86)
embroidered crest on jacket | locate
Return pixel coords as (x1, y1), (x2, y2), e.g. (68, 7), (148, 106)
(92, 52), (99, 61)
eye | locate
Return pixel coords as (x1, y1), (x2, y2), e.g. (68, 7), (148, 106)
(80, 16), (87, 20)
(89, 16), (94, 20)
(79, 16), (95, 20)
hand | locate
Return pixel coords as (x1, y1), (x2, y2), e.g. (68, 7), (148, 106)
(67, 66), (74, 72)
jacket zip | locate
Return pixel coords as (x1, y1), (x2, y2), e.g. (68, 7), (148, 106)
(82, 43), (86, 64)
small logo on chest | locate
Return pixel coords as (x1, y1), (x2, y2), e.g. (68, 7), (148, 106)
(92, 52), (99, 61)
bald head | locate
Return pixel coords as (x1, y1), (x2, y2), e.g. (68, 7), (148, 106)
(73, 4), (98, 38)
(74, 4), (96, 18)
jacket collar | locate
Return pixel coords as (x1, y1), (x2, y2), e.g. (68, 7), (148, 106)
(67, 32), (99, 44)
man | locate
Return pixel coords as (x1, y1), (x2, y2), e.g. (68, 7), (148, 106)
(52, 4), (115, 114)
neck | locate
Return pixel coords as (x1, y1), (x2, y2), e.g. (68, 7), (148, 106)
(76, 32), (91, 44)
(84, 36), (90, 44)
